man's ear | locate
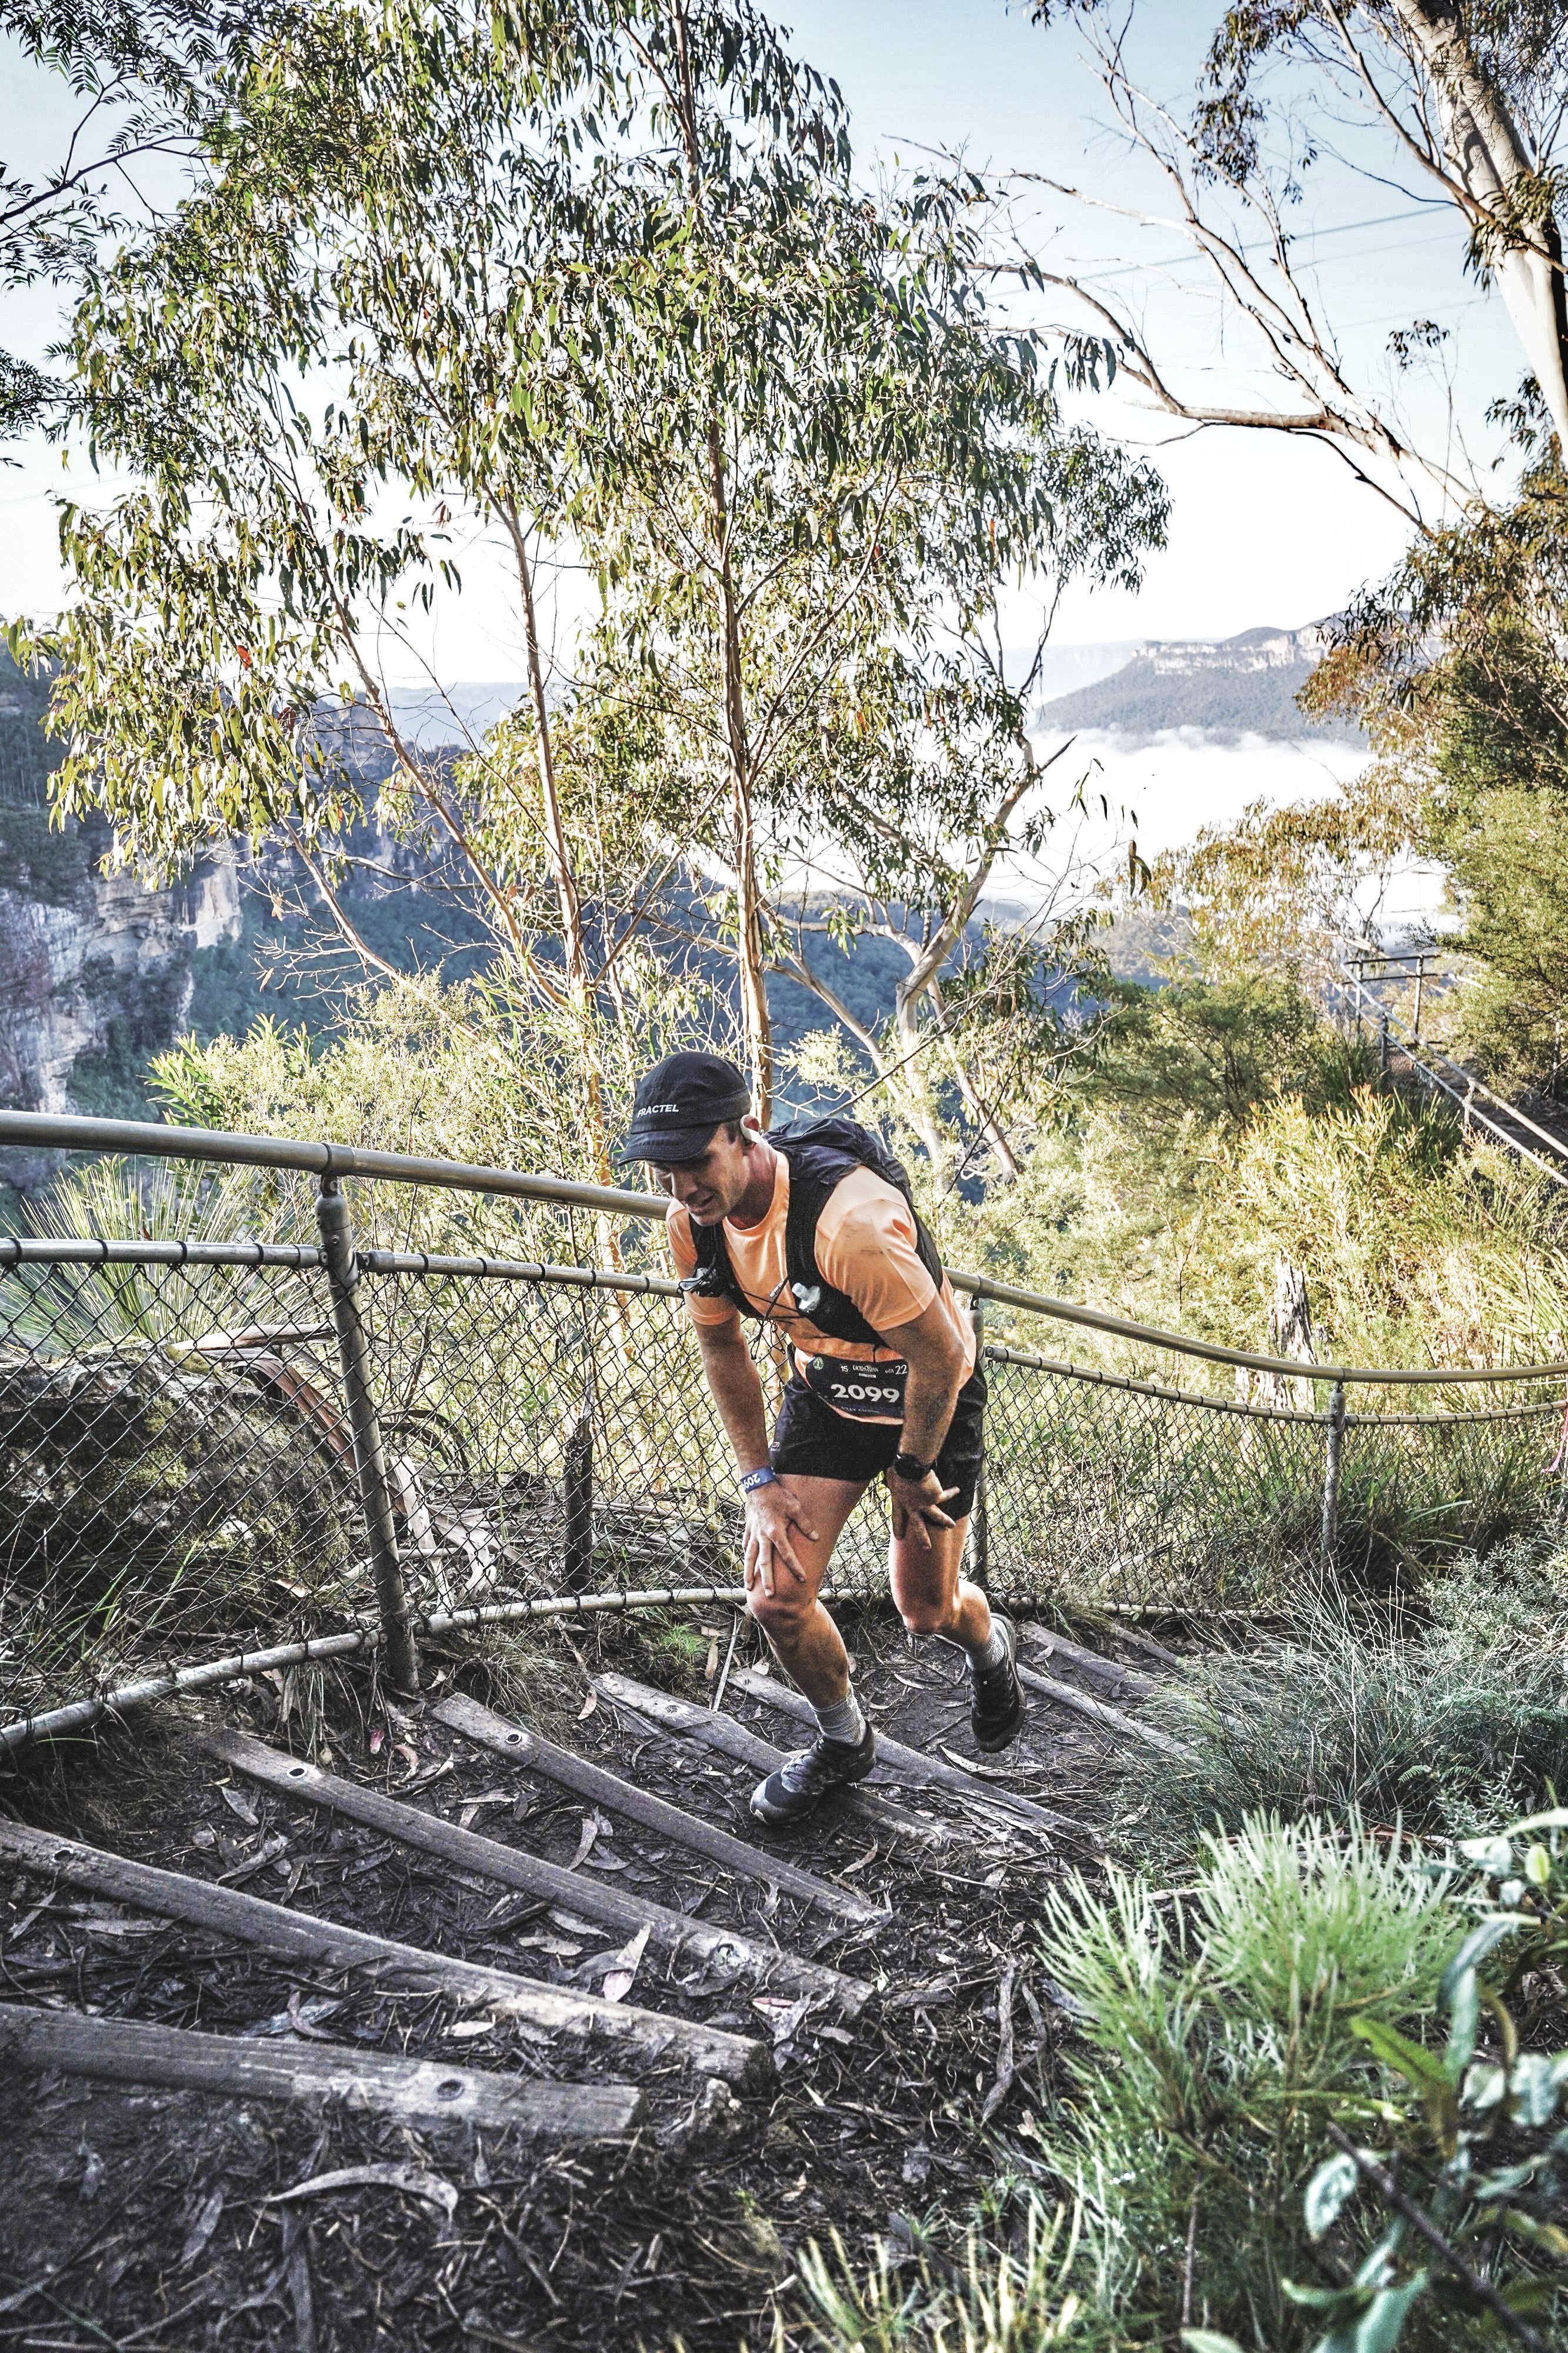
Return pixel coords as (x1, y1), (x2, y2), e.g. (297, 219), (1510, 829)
(739, 1113), (765, 1146)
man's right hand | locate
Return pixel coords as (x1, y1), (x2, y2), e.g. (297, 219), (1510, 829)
(743, 1479), (821, 1598)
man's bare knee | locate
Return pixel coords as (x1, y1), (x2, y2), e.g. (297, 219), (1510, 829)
(899, 1594), (960, 1639)
(748, 1587), (813, 1644)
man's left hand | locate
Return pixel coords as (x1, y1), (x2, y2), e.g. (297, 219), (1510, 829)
(886, 1466), (959, 1551)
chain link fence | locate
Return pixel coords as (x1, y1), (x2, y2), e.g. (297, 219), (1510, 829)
(2, 1116), (1566, 1744)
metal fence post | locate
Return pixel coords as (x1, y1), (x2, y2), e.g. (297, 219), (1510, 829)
(316, 1179), (420, 1694)
(1320, 1379), (1347, 1572)
(969, 1292), (989, 1590)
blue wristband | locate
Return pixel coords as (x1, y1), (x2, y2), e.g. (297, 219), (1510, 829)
(740, 1465), (778, 1495)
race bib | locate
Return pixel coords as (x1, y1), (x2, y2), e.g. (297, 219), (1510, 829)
(799, 1351), (908, 1421)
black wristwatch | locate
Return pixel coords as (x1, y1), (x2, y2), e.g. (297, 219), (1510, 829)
(892, 1449), (935, 1483)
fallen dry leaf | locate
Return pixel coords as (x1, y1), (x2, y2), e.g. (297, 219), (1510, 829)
(178, 2187), (223, 2268)
(267, 2165), (457, 2221)
(576, 1689), (598, 1720)
(836, 1843), (879, 1878)
(586, 1922), (650, 2001)
(938, 1744), (1013, 1781)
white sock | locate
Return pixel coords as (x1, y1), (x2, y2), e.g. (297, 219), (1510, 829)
(966, 1621), (1008, 1673)
(813, 1689), (866, 1745)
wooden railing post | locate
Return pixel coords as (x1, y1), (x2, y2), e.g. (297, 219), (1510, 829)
(1321, 1379), (1347, 1574)
(563, 1409), (595, 1592)
(316, 1180), (419, 1694)
(969, 1292), (989, 1591)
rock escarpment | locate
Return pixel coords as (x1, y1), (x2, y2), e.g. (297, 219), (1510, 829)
(0, 805), (243, 1133)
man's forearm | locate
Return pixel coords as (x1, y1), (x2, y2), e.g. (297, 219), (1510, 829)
(696, 1329), (772, 1474)
(899, 1353), (963, 1465)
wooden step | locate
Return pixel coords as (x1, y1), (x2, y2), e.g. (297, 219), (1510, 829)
(0, 1816), (766, 2087)
(1022, 1627), (1156, 1699)
(196, 1726), (869, 2015)
(726, 1668), (1083, 1839)
(592, 1673), (956, 1848)
(1013, 1660), (1196, 1761)
(0, 2001), (643, 2141)
(432, 1691), (884, 1925)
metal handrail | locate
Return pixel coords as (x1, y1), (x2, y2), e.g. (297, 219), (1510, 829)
(0, 1108), (656, 1216)
(1332, 960), (1568, 1181)
(3, 1106), (1566, 1388)
(958, 1271), (1566, 1387)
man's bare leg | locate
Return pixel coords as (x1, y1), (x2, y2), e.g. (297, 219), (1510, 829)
(746, 1472), (889, 1824)
(744, 1472), (868, 1708)
(889, 1511), (1025, 1752)
(888, 1512), (987, 1644)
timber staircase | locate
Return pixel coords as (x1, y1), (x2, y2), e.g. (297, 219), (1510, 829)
(0, 1617), (1174, 2341)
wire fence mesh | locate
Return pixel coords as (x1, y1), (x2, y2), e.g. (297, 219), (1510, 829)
(2, 1138), (1566, 1736)
(0, 1241), (365, 1729)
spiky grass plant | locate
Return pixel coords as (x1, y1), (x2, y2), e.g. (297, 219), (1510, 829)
(789, 2195), (1125, 2352)
(1119, 1541), (1568, 1865)
(1036, 1814), (1468, 2350)
(0, 1154), (319, 1351)
(795, 1815), (1473, 2352)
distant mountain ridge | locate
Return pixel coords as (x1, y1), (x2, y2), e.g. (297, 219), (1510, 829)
(1036, 623), (1365, 746)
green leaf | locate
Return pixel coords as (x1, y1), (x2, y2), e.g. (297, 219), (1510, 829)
(1507, 2050), (1568, 2128)
(1182, 2335), (1248, 2353)
(1441, 1916), (1523, 2001)
(1500, 2209), (1568, 2261)
(1285, 2277), (1368, 2311)
(1352, 2276), (1429, 2353)
(1458, 1835), (1514, 1873)
(1503, 1807), (1568, 1837)
(1305, 2151), (1362, 2240)
(1350, 2017), (1449, 2091)
(1444, 1966), (1480, 2080)
(1497, 2275), (1563, 2315)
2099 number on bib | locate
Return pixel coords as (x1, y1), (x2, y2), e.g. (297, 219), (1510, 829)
(799, 1351), (908, 1421)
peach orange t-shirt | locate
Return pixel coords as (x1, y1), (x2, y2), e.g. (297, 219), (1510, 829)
(666, 1148), (975, 1424)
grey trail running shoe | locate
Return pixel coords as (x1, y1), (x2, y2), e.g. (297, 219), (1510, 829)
(750, 1721), (877, 1827)
(970, 1612), (1026, 1754)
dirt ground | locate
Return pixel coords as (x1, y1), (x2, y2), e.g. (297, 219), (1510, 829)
(0, 1601), (1147, 2352)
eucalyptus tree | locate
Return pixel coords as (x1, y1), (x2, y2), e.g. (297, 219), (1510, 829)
(1020, 2), (1568, 521)
(36, 0), (676, 1190)
(543, 3), (1166, 1131)
(41, 0), (1163, 1177)
(1, 0), (271, 440)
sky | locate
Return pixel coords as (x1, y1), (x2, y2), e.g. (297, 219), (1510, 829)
(0, 0), (1527, 889)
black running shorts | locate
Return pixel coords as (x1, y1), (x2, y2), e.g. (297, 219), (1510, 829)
(769, 1361), (986, 1521)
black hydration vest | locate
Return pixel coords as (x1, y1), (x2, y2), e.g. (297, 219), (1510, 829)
(680, 1116), (944, 1347)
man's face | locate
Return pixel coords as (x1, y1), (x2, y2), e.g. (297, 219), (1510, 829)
(650, 1124), (753, 1224)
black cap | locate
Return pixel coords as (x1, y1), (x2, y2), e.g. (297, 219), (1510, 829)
(618, 1052), (753, 1164)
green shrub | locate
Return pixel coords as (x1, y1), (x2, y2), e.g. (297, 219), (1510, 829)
(1031, 1815), (1456, 2346)
(796, 1812), (1567, 2351)
(1118, 1542), (1568, 1862)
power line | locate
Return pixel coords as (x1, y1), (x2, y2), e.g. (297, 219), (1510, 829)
(1030, 201), (1449, 289)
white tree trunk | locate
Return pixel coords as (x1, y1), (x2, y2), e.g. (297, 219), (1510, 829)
(1255, 1254), (1316, 1414)
(1393, 0), (1568, 448)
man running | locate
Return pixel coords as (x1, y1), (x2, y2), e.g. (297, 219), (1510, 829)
(619, 1051), (1024, 1826)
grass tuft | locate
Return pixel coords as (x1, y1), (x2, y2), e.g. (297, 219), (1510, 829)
(1115, 1538), (1568, 1864)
